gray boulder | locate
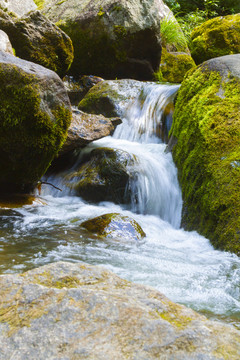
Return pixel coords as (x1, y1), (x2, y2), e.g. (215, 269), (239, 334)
(39, 0), (170, 80)
(0, 0), (36, 17)
(0, 29), (13, 54)
(0, 10), (73, 77)
(0, 51), (71, 193)
(0, 261), (239, 359)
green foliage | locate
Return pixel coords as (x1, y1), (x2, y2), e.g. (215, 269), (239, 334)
(160, 15), (187, 51)
(167, 0), (240, 16)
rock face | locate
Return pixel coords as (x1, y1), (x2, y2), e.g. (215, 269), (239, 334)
(81, 213), (146, 241)
(157, 48), (196, 83)
(170, 54), (240, 255)
(191, 14), (240, 65)
(0, 261), (239, 359)
(0, 51), (72, 193)
(59, 109), (121, 155)
(0, 0), (36, 17)
(66, 147), (136, 203)
(39, 0), (168, 80)
(78, 79), (144, 117)
(0, 10), (73, 77)
(0, 29), (13, 54)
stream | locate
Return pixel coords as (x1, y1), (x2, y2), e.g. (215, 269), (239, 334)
(0, 82), (240, 328)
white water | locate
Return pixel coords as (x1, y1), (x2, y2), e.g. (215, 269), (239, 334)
(0, 82), (240, 326)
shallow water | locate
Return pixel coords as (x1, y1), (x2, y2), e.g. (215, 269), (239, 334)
(0, 82), (239, 328)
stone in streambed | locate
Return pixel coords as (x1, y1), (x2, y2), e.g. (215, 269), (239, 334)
(0, 29), (13, 54)
(0, 261), (239, 359)
(0, 51), (71, 193)
(81, 213), (146, 241)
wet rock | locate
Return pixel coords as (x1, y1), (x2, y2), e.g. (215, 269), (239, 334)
(0, 10), (73, 77)
(64, 75), (104, 106)
(0, 29), (13, 54)
(81, 213), (146, 241)
(78, 79), (144, 117)
(0, 51), (71, 193)
(0, 261), (239, 359)
(66, 147), (136, 203)
(0, 0), (36, 17)
(38, 0), (170, 80)
(191, 14), (240, 65)
(170, 54), (240, 255)
(0, 194), (45, 208)
(59, 109), (122, 155)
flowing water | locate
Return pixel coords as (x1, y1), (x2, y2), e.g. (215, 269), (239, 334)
(0, 82), (240, 328)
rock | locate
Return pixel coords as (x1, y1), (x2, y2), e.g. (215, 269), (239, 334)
(39, 0), (168, 80)
(157, 48), (196, 83)
(78, 79), (144, 117)
(0, 194), (45, 208)
(0, 51), (72, 193)
(65, 147), (136, 203)
(59, 109), (122, 155)
(0, 10), (73, 77)
(191, 14), (240, 65)
(81, 213), (146, 241)
(64, 75), (104, 106)
(0, 261), (239, 359)
(0, 29), (13, 54)
(169, 54), (240, 255)
(0, 0), (36, 17)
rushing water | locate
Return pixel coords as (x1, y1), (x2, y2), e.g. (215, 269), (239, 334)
(0, 82), (240, 328)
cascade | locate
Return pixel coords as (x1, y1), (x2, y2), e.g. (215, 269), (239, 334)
(0, 82), (239, 327)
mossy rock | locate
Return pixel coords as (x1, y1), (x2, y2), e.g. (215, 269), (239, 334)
(170, 54), (240, 255)
(78, 79), (143, 117)
(81, 213), (146, 241)
(0, 52), (71, 193)
(0, 10), (73, 77)
(191, 14), (240, 65)
(156, 48), (196, 83)
(37, 0), (165, 80)
(66, 147), (137, 204)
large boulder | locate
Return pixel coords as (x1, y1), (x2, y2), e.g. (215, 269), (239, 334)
(0, 261), (240, 359)
(0, 51), (72, 193)
(169, 54), (240, 255)
(0, 0), (36, 17)
(0, 10), (73, 77)
(65, 147), (136, 203)
(38, 0), (170, 80)
(0, 29), (13, 54)
(81, 213), (146, 241)
(191, 14), (240, 65)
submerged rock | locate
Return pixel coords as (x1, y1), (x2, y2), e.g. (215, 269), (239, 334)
(170, 54), (240, 255)
(81, 213), (146, 241)
(66, 147), (136, 203)
(59, 109), (121, 155)
(0, 261), (239, 359)
(0, 51), (71, 193)
(0, 10), (73, 77)
(157, 48), (196, 83)
(78, 79), (144, 117)
(38, 0), (168, 80)
(191, 14), (240, 65)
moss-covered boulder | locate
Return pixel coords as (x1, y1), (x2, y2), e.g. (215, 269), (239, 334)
(156, 48), (196, 83)
(78, 79), (143, 117)
(0, 10), (73, 77)
(170, 54), (240, 255)
(0, 0), (36, 17)
(0, 51), (72, 193)
(37, 0), (167, 80)
(191, 14), (240, 65)
(66, 147), (136, 203)
(81, 213), (146, 241)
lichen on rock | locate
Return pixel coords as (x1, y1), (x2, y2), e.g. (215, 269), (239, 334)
(170, 54), (240, 255)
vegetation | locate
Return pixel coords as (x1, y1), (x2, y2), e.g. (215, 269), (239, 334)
(160, 15), (187, 51)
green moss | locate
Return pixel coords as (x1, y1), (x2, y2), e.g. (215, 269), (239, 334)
(0, 63), (71, 192)
(34, 0), (46, 10)
(97, 7), (105, 17)
(191, 14), (240, 64)
(170, 64), (240, 254)
(155, 48), (196, 83)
